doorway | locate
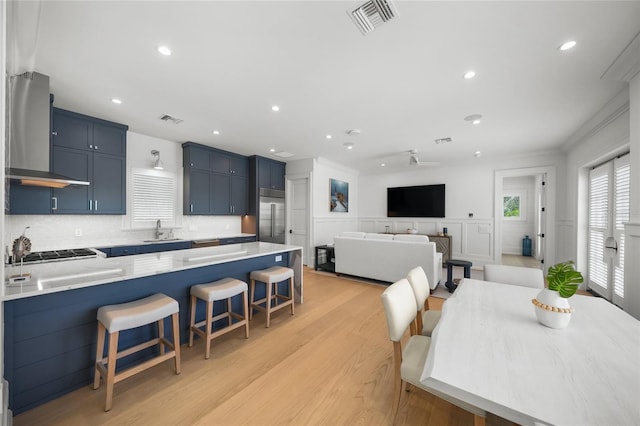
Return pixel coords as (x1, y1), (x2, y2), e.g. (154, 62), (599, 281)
(286, 175), (310, 266)
(587, 153), (629, 306)
(494, 167), (556, 271)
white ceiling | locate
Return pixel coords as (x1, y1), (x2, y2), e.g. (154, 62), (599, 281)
(11, 1), (640, 173)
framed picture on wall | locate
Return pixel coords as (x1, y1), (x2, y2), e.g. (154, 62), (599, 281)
(330, 178), (349, 212)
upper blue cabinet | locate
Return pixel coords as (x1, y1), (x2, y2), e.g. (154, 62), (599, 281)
(183, 142), (249, 215)
(257, 156), (285, 191)
(51, 108), (127, 214)
(7, 106), (128, 215)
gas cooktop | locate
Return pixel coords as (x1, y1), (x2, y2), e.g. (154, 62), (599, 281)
(11, 248), (98, 264)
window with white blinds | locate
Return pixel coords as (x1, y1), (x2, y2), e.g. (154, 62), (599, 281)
(588, 168), (609, 291)
(613, 157), (630, 301)
(588, 153), (630, 306)
(132, 171), (176, 222)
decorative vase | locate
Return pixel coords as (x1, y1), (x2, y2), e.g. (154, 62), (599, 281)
(532, 288), (574, 329)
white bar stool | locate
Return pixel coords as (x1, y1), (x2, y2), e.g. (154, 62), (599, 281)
(249, 266), (295, 327)
(93, 293), (181, 411)
(189, 278), (249, 359)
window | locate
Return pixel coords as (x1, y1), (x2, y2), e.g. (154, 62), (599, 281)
(130, 168), (177, 227)
(503, 191), (526, 220)
(588, 153), (629, 307)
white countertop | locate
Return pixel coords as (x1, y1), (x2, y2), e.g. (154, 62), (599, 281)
(421, 279), (640, 426)
(3, 242), (301, 301)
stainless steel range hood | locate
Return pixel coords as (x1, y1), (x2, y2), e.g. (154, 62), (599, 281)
(7, 72), (90, 188)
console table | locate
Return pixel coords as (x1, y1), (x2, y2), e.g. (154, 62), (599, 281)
(315, 244), (335, 272)
(428, 234), (451, 265)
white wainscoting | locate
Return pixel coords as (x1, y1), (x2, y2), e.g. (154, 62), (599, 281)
(555, 219), (574, 265)
(623, 222), (640, 320)
(358, 217), (494, 267)
(313, 217), (359, 246)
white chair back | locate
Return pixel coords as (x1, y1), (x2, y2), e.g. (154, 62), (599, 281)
(483, 264), (544, 288)
(406, 266), (430, 311)
(381, 278), (416, 342)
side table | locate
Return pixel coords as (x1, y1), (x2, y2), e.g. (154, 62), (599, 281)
(315, 245), (335, 273)
(445, 259), (472, 293)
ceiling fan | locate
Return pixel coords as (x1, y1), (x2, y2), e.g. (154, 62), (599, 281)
(408, 149), (439, 166)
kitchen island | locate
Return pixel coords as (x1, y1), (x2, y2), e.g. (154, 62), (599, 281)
(2, 242), (303, 414)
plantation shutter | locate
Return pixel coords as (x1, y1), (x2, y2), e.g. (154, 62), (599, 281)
(612, 154), (630, 306)
(588, 163), (610, 295)
(132, 171), (176, 222)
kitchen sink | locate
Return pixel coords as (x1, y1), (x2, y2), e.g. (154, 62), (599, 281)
(142, 238), (182, 243)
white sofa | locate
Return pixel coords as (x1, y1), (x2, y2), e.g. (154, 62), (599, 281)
(333, 233), (442, 289)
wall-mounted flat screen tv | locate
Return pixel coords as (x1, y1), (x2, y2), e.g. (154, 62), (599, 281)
(387, 184), (445, 218)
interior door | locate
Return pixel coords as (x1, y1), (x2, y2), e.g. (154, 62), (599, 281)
(288, 177), (309, 265)
(534, 174), (546, 263)
(588, 154), (630, 306)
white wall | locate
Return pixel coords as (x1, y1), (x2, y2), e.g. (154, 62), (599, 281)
(564, 89), (630, 273)
(501, 176), (536, 255)
(308, 158), (359, 246)
(357, 152), (564, 266)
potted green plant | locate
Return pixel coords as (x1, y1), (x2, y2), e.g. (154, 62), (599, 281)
(532, 261), (584, 329)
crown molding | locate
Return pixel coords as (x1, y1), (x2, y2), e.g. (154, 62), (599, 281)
(602, 31), (640, 82)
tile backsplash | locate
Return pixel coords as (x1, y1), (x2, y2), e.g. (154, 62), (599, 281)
(4, 214), (243, 253)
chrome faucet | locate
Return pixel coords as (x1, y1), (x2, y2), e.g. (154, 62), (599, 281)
(155, 219), (164, 240)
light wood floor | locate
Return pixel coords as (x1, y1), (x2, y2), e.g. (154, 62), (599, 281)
(14, 268), (516, 426)
(501, 254), (540, 269)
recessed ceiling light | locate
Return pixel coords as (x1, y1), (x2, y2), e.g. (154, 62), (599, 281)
(111, 98), (122, 104)
(326, 134), (332, 139)
(464, 114), (483, 124)
(558, 40), (576, 51)
(380, 163), (386, 167)
(343, 142), (355, 150)
(463, 70), (476, 79)
(157, 45), (172, 56)
(269, 148), (276, 152)
(212, 130), (220, 135)
(271, 105), (280, 112)
(474, 151), (482, 158)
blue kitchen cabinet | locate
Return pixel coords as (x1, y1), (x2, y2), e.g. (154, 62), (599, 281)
(138, 241), (192, 254)
(257, 156), (286, 190)
(8, 185), (52, 214)
(219, 236), (256, 245)
(100, 241), (192, 257)
(183, 142), (248, 216)
(231, 175), (248, 215)
(211, 173), (231, 215)
(92, 152), (125, 214)
(51, 146), (92, 214)
(109, 245), (139, 257)
(184, 169), (211, 214)
(51, 108), (127, 214)
(184, 145), (211, 171)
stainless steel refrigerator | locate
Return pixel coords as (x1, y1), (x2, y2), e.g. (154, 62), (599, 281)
(259, 188), (285, 243)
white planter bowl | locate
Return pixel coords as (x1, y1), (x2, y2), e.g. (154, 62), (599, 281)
(532, 288), (573, 329)
(407, 229), (418, 234)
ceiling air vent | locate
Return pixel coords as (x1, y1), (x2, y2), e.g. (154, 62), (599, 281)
(159, 114), (183, 125)
(349, 0), (397, 35)
(435, 137), (453, 145)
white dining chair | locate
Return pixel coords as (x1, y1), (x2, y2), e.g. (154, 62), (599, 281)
(406, 266), (441, 337)
(381, 278), (486, 424)
(483, 264), (544, 288)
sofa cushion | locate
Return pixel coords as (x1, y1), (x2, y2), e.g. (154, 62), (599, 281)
(365, 233), (394, 240)
(394, 234), (430, 243)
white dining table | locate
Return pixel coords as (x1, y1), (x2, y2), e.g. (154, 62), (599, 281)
(420, 279), (640, 426)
